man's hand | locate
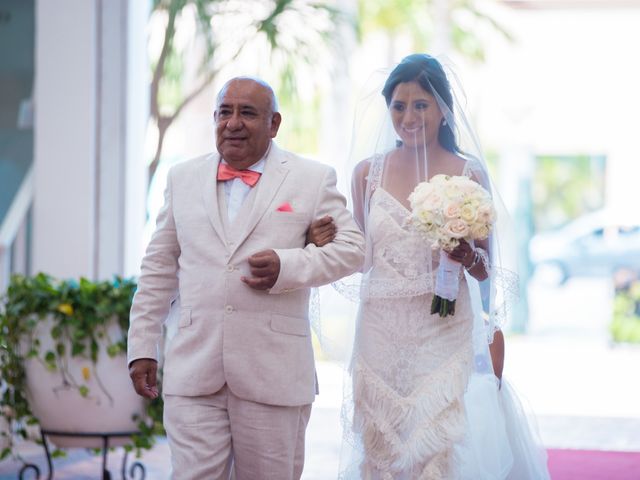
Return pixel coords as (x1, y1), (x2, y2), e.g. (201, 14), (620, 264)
(242, 249), (281, 290)
(129, 358), (159, 399)
(306, 215), (336, 247)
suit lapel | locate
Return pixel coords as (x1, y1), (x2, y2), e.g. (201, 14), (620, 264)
(229, 144), (289, 257)
(201, 153), (227, 244)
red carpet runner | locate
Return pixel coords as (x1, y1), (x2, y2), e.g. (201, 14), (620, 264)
(547, 448), (640, 480)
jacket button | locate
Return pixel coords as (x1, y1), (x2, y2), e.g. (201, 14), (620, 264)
(226, 265), (234, 272)
(224, 305), (233, 314)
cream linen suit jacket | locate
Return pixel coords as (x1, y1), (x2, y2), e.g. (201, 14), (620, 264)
(127, 143), (364, 407)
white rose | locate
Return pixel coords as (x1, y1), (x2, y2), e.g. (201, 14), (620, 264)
(442, 183), (462, 200)
(421, 191), (444, 212)
(477, 203), (496, 223)
(418, 208), (443, 226)
(471, 223), (491, 240)
(442, 219), (470, 239)
(460, 203), (477, 223)
(463, 184), (482, 197)
(450, 175), (472, 187)
(409, 182), (433, 206)
(443, 201), (462, 219)
(430, 174), (450, 186)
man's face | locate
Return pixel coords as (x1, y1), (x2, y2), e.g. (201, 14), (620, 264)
(214, 79), (281, 169)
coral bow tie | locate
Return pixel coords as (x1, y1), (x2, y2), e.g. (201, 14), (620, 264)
(217, 163), (261, 187)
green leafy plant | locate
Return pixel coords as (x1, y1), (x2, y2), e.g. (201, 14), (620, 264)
(357, 0), (512, 62)
(611, 277), (640, 344)
(0, 273), (164, 461)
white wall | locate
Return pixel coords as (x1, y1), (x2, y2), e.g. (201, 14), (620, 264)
(472, 4), (640, 220)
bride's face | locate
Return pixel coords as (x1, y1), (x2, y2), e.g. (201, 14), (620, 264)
(389, 81), (443, 149)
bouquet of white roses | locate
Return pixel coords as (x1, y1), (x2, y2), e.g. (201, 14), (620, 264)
(408, 174), (496, 317)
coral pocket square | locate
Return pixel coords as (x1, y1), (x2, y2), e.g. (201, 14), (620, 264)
(276, 202), (294, 212)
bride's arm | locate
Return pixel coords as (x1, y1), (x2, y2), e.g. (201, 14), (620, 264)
(350, 160), (370, 234)
(307, 160), (369, 248)
(460, 168), (492, 281)
(467, 238), (490, 280)
(489, 328), (505, 384)
(447, 238), (489, 281)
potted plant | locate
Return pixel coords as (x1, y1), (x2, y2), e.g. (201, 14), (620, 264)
(611, 271), (640, 344)
(0, 273), (163, 461)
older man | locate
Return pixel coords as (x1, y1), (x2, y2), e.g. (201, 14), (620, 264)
(127, 77), (364, 479)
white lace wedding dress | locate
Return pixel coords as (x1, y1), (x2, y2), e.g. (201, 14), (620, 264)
(339, 183), (549, 479)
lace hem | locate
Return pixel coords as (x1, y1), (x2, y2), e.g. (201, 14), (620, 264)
(350, 345), (473, 476)
(362, 275), (435, 299)
(333, 274), (438, 300)
(486, 266), (519, 333)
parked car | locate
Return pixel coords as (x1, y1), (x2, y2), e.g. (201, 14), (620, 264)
(529, 209), (640, 284)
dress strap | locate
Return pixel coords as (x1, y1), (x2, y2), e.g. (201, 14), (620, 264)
(368, 153), (385, 191)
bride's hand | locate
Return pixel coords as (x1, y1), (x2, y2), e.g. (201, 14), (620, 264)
(306, 215), (336, 247)
(446, 239), (475, 268)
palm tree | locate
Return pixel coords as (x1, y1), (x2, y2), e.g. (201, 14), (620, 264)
(357, 0), (512, 63)
(148, 0), (349, 185)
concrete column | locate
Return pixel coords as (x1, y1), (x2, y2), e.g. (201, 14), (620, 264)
(97, 0), (149, 278)
(33, 0), (148, 280)
(33, 0), (98, 278)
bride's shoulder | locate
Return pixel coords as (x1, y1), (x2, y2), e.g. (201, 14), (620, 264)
(447, 152), (469, 171)
(457, 154), (490, 188)
(353, 158), (371, 175)
(352, 154), (383, 178)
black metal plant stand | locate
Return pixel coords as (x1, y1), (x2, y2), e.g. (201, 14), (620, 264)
(18, 429), (146, 480)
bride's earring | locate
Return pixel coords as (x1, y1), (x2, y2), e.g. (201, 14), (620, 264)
(441, 118), (447, 126)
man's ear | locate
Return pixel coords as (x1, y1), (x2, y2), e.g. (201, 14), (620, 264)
(270, 112), (282, 138)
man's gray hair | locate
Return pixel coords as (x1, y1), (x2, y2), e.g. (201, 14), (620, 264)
(216, 76), (279, 112)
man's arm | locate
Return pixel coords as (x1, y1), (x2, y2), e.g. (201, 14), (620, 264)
(268, 167), (365, 294)
(127, 169), (180, 371)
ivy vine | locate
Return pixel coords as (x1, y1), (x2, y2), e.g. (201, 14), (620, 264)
(0, 273), (164, 461)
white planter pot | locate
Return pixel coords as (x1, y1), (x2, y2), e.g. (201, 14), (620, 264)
(24, 317), (146, 449)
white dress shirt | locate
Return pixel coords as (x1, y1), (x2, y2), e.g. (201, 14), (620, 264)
(219, 155), (266, 223)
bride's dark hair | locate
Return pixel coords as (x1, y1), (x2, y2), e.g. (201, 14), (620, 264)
(382, 53), (458, 153)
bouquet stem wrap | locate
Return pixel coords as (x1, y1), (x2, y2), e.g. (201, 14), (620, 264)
(436, 251), (461, 301)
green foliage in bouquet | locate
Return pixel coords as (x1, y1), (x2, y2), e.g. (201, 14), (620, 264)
(611, 278), (640, 344)
(0, 273), (164, 460)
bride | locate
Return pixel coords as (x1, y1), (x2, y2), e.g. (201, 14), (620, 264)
(308, 54), (550, 479)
